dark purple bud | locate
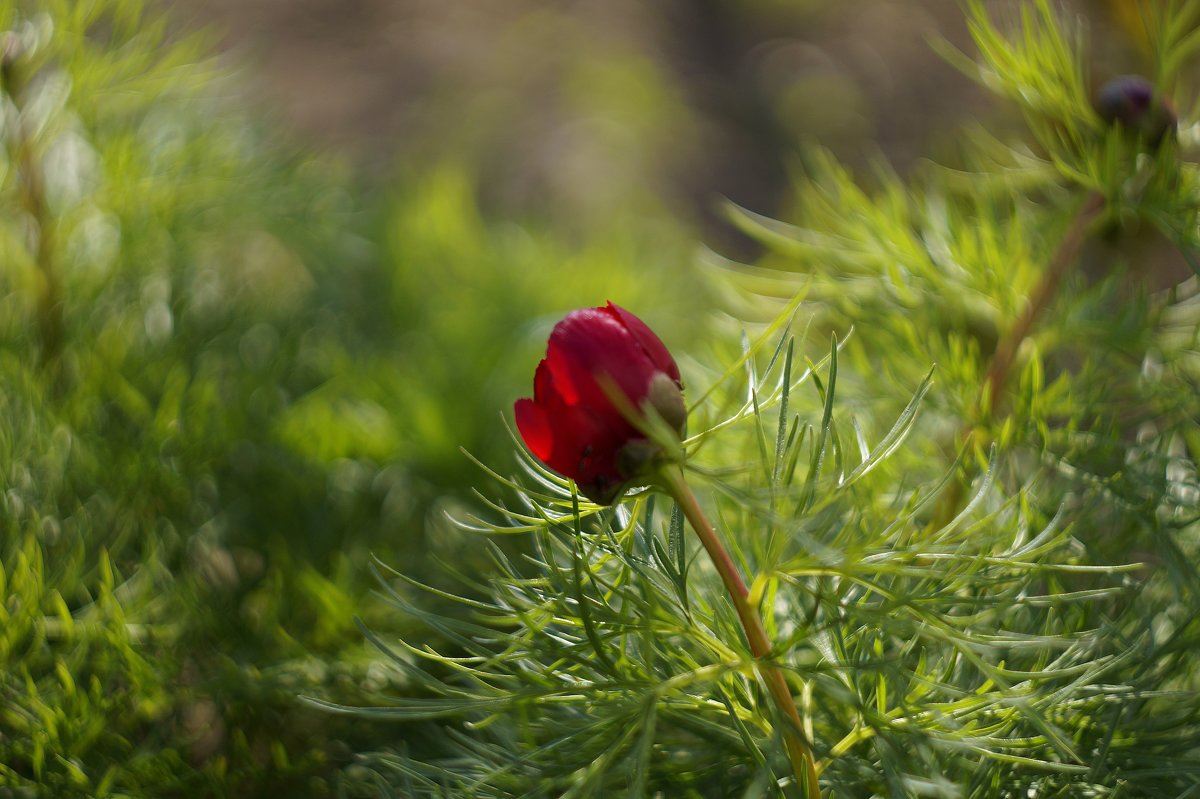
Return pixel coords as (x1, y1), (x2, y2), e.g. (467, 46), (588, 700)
(1094, 75), (1177, 147)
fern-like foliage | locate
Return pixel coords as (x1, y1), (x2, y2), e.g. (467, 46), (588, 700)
(333, 2), (1200, 797)
(0, 2), (387, 795)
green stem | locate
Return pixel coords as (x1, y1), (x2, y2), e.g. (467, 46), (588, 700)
(660, 466), (820, 799)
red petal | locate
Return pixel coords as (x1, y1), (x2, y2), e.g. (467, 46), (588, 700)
(542, 345), (579, 406)
(607, 302), (681, 384)
(549, 307), (655, 417)
(547, 403), (627, 498)
(514, 398), (553, 461)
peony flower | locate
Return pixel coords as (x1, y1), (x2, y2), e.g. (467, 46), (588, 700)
(514, 302), (685, 504)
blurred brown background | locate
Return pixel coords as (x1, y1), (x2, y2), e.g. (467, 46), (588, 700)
(158, 0), (1144, 237)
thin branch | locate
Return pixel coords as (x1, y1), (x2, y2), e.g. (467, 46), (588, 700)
(660, 466), (821, 799)
(981, 191), (1106, 415)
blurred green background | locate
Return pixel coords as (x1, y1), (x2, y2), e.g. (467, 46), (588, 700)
(0, 0), (1163, 796)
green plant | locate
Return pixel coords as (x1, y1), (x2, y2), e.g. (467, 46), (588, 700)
(328, 2), (1200, 796)
(0, 0), (713, 794)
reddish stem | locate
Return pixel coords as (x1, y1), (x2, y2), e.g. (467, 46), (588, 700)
(661, 467), (820, 799)
(982, 191), (1105, 415)
(937, 191), (1106, 527)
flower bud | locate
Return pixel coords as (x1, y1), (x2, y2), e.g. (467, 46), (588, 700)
(1094, 75), (1176, 147)
(514, 302), (685, 504)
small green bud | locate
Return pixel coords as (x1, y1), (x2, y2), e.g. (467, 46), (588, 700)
(646, 370), (687, 436)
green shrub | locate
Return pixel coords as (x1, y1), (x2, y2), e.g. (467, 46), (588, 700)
(0, 1), (707, 795)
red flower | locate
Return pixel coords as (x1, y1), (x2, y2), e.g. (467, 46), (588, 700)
(515, 302), (685, 504)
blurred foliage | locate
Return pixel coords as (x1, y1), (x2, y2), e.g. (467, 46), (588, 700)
(4, 0), (1197, 796)
(0, 0), (705, 796)
(0, 0), (388, 794)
